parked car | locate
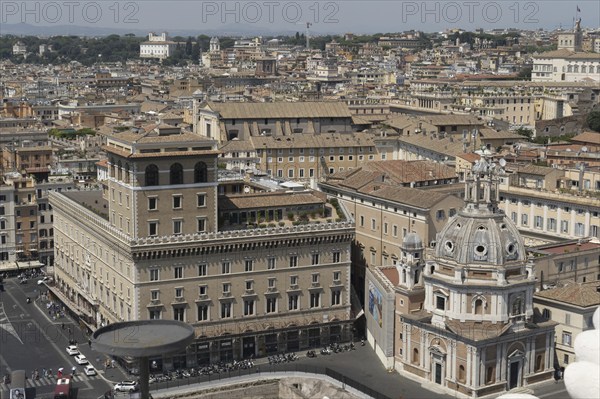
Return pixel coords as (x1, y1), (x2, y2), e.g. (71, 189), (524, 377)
(84, 365), (97, 376)
(37, 276), (53, 285)
(114, 381), (139, 392)
(66, 345), (79, 356)
(74, 354), (88, 365)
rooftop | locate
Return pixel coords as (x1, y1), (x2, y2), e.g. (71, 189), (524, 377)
(61, 190), (108, 220)
(535, 282), (600, 308)
(205, 101), (352, 119)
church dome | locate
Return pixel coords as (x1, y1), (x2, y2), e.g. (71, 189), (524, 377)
(434, 157), (526, 266)
(435, 212), (525, 266)
(403, 232), (423, 250)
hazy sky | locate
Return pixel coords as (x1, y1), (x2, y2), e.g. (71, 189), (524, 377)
(2, 1), (599, 34)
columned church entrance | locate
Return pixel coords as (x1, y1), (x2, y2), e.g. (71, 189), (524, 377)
(429, 345), (446, 386)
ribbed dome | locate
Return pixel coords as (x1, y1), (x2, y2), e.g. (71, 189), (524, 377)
(435, 212), (525, 266)
(403, 232), (423, 250)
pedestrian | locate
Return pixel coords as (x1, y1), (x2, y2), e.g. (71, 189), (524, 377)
(61, 323), (64, 330)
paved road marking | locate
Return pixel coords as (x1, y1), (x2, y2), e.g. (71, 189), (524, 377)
(0, 374), (101, 389)
(539, 388), (568, 398)
(0, 302), (24, 344)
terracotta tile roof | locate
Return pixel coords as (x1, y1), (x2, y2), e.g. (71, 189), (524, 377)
(571, 131), (600, 145)
(206, 101), (352, 119)
(457, 153), (481, 163)
(537, 241), (600, 255)
(446, 320), (511, 340)
(218, 191), (324, 210)
(380, 267), (399, 286)
(360, 160), (457, 182)
(535, 283), (600, 308)
(250, 132), (374, 149)
(366, 185), (455, 209)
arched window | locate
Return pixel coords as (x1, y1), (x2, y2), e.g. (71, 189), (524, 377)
(567, 65), (573, 73)
(170, 163), (184, 185)
(117, 160), (122, 181)
(581, 65), (587, 73)
(402, 270), (407, 284)
(574, 65), (579, 73)
(474, 299), (483, 315)
(194, 161), (208, 183)
(145, 164), (159, 186)
(458, 365), (466, 383)
(412, 348), (419, 364)
(486, 366), (495, 384)
(414, 269), (420, 284)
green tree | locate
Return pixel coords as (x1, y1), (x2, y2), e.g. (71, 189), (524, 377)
(587, 111), (600, 132)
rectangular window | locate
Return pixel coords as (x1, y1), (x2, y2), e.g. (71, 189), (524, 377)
(175, 287), (183, 298)
(173, 307), (184, 322)
(245, 259), (254, 272)
(289, 255), (298, 268)
(197, 194), (206, 207)
(174, 267), (183, 279)
(149, 310), (161, 320)
(333, 251), (341, 263)
(371, 218), (376, 230)
(197, 218), (206, 233)
(243, 299), (255, 316)
(436, 296), (446, 310)
(333, 271), (341, 281)
(197, 304), (208, 321)
(221, 302), (232, 318)
(223, 283), (231, 293)
(312, 273), (319, 284)
(290, 275), (298, 286)
(383, 222), (388, 234)
(150, 269), (159, 281)
(511, 212), (517, 223)
(221, 261), (231, 274)
(199, 285), (207, 296)
(535, 216), (543, 229)
(198, 264), (207, 276)
(148, 197), (157, 210)
(565, 313), (571, 325)
(311, 253), (319, 265)
(288, 294), (299, 310)
(521, 214), (528, 226)
(331, 290), (341, 306)
(151, 290), (159, 300)
(548, 218), (557, 231)
(173, 220), (182, 235)
(149, 221), (158, 236)
(267, 257), (276, 270)
(562, 332), (572, 346)
(268, 278), (276, 288)
(172, 195), (182, 209)
(561, 220), (569, 233)
(310, 292), (321, 308)
(266, 297), (277, 313)
(575, 223), (585, 237)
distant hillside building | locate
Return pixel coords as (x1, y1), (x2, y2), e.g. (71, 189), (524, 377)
(12, 42), (27, 56)
(140, 32), (176, 60)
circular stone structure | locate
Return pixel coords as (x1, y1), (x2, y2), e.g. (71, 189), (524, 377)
(92, 320), (195, 398)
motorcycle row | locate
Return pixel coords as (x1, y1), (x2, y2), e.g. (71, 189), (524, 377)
(149, 359), (255, 383)
(267, 353), (299, 365)
(317, 342), (356, 356)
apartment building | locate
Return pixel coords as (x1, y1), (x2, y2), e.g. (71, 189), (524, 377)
(319, 161), (463, 305)
(193, 101), (355, 143)
(36, 177), (75, 266)
(499, 184), (600, 242)
(49, 127), (354, 370)
(528, 240), (600, 287)
(0, 183), (16, 265)
(534, 282), (600, 367)
(139, 32), (177, 60)
(3, 173), (38, 260)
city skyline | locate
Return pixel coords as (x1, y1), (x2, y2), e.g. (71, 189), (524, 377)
(0, 1), (599, 37)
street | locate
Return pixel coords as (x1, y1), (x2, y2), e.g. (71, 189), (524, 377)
(0, 277), (122, 398)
